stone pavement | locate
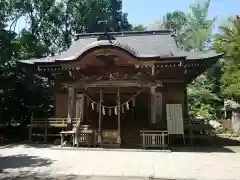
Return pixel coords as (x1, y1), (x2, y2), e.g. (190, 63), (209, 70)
(1, 144), (240, 180)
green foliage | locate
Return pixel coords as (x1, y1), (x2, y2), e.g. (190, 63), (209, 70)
(213, 16), (240, 103)
(184, 0), (218, 119)
(132, 24), (147, 31)
(0, 0), (132, 124)
(163, 11), (188, 33)
(188, 74), (219, 119)
(182, 0), (215, 51)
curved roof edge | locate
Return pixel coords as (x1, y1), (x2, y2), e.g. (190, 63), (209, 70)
(75, 29), (173, 39)
(55, 40), (143, 61)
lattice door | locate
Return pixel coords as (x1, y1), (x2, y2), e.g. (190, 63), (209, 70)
(166, 104), (184, 135)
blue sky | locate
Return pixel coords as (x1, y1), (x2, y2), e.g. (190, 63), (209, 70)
(15, 0), (239, 33)
(123, 0), (239, 27)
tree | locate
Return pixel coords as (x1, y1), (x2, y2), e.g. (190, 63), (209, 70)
(161, 11), (188, 47)
(149, 20), (165, 30)
(188, 74), (220, 119)
(9, 0), (132, 51)
(132, 24), (147, 31)
(0, 0), (133, 124)
(182, 0), (215, 51)
(185, 0), (219, 119)
(213, 15), (240, 102)
(163, 11), (188, 33)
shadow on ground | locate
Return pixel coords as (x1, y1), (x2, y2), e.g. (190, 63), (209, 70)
(169, 146), (237, 153)
(0, 154), (53, 173)
(0, 173), (79, 180)
(168, 135), (240, 153)
(0, 173), (173, 180)
(0, 142), (54, 149)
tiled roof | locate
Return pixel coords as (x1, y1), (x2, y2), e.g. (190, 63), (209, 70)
(19, 30), (222, 64)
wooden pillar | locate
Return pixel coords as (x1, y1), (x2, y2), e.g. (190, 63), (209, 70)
(76, 94), (84, 120)
(132, 92), (135, 122)
(67, 87), (75, 130)
(44, 118), (48, 142)
(28, 66), (34, 142)
(28, 113), (33, 141)
(44, 127), (48, 142)
(98, 88), (103, 144)
(150, 86), (156, 124)
(183, 85), (189, 120)
(183, 84), (191, 144)
(117, 88), (121, 144)
(75, 94), (84, 147)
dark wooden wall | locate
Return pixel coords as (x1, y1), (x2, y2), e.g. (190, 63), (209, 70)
(54, 83), (187, 130)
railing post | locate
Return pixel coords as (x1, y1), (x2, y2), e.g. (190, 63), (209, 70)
(162, 132), (165, 148)
(143, 132), (146, 149)
(152, 134), (155, 145)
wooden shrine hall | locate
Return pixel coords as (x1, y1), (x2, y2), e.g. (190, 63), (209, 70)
(19, 30), (223, 148)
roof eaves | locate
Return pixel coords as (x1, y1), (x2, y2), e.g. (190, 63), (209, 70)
(186, 53), (224, 60)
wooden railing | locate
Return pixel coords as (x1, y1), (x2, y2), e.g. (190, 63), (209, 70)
(140, 130), (168, 148)
(30, 118), (80, 127)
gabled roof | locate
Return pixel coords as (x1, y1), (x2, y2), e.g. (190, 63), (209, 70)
(20, 30), (222, 64)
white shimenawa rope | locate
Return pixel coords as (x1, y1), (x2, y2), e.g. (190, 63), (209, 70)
(86, 88), (144, 108)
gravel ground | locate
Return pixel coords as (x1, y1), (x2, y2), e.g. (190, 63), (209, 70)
(1, 144), (240, 180)
(0, 173), (162, 180)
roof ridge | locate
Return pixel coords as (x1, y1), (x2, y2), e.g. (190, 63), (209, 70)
(76, 30), (173, 39)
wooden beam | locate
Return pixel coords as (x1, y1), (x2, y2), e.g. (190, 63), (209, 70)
(65, 80), (161, 88)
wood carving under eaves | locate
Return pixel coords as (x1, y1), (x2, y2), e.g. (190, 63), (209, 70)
(57, 71), (154, 89)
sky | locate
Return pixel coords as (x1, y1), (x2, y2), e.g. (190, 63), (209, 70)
(122, 0), (239, 27)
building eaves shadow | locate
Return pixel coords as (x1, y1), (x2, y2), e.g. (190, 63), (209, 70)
(0, 142), (54, 149)
(0, 154), (53, 173)
(0, 172), (79, 180)
(169, 144), (238, 153)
